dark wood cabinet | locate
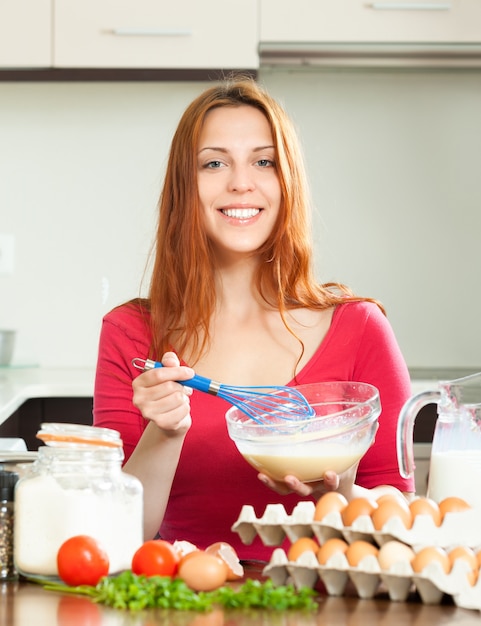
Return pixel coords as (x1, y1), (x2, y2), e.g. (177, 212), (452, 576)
(0, 397), (93, 450)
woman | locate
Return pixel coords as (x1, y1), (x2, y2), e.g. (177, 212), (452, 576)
(94, 75), (415, 560)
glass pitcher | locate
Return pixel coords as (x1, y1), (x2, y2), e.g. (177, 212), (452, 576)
(397, 372), (481, 509)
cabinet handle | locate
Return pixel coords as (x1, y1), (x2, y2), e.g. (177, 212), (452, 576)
(367, 2), (451, 9)
(110, 28), (192, 37)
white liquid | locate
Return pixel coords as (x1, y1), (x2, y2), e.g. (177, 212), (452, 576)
(428, 450), (481, 509)
(242, 451), (362, 482)
(14, 474), (143, 577)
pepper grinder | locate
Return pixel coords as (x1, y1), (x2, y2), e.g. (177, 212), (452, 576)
(0, 467), (19, 580)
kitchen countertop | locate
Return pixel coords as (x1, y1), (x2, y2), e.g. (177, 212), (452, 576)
(0, 366), (94, 426)
(0, 365), (444, 429)
(2, 573), (481, 626)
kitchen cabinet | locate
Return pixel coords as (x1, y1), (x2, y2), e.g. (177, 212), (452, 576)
(0, 0), (51, 68)
(260, 0), (481, 43)
(0, 397), (93, 450)
(53, 0), (258, 69)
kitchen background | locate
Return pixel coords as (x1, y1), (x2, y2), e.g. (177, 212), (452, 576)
(1, 66), (480, 371)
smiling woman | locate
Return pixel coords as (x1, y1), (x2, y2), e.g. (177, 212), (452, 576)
(93, 74), (415, 561)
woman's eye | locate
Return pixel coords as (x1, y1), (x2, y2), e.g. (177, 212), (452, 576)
(257, 159), (274, 167)
(205, 160), (224, 169)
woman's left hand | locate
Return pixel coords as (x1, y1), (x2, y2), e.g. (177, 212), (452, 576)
(258, 464), (358, 500)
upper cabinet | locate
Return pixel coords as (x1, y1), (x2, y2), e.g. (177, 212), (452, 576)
(3, 0), (481, 73)
(53, 0), (258, 69)
(0, 0), (51, 67)
(260, 0), (481, 43)
(259, 0), (481, 67)
(0, 0), (258, 71)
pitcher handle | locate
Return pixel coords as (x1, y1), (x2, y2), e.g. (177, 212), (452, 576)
(397, 389), (441, 478)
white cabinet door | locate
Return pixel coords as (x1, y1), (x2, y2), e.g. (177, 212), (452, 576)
(260, 0), (481, 43)
(0, 0), (51, 67)
(54, 0), (259, 69)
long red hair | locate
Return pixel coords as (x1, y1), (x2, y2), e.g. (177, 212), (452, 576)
(129, 75), (383, 364)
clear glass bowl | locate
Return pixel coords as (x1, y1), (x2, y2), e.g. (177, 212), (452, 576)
(225, 381), (380, 482)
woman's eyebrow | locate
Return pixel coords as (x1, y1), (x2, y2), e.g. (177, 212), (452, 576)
(198, 145), (275, 154)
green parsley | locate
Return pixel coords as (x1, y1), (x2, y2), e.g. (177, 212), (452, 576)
(42, 570), (318, 612)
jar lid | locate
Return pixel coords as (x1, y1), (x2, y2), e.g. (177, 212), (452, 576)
(0, 467), (19, 500)
(36, 423), (123, 449)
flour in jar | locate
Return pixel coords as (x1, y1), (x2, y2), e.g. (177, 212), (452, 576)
(14, 474), (143, 577)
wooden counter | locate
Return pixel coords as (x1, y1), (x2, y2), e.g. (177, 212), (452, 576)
(1, 577), (480, 626)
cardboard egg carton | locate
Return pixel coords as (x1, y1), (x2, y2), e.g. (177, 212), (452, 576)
(232, 502), (318, 546)
(262, 546), (481, 611)
(231, 501), (481, 549)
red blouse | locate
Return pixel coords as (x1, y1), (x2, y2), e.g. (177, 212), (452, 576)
(93, 300), (414, 560)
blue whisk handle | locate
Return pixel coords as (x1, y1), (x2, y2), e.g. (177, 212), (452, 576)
(133, 358), (220, 396)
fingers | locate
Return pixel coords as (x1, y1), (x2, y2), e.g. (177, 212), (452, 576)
(257, 470), (342, 498)
(132, 351), (194, 434)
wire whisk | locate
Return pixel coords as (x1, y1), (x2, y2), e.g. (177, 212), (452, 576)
(131, 358), (315, 426)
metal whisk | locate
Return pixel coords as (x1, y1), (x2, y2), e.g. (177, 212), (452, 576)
(131, 358), (315, 426)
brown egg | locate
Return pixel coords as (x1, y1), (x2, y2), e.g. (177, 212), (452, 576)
(377, 540), (415, 570)
(178, 551), (228, 591)
(448, 546), (478, 585)
(411, 546), (450, 574)
(313, 492), (348, 521)
(287, 536), (319, 562)
(409, 497), (442, 527)
(316, 537), (349, 565)
(345, 540), (379, 567)
(205, 541), (244, 581)
(439, 496), (472, 520)
(371, 499), (412, 531)
(341, 497), (378, 527)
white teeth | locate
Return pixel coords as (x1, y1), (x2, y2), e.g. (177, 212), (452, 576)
(222, 208), (260, 219)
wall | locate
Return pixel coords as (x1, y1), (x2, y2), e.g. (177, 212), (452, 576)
(1, 68), (480, 370)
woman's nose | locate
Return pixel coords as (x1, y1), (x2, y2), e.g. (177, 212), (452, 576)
(228, 166), (255, 192)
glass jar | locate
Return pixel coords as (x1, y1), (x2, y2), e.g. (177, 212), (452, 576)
(13, 423), (143, 580)
(0, 467), (19, 580)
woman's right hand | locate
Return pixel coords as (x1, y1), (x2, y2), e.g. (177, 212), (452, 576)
(132, 351), (194, 436)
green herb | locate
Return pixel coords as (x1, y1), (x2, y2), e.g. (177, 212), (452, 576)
(211, 578), (318, 611)
(42, 570), (318, 612)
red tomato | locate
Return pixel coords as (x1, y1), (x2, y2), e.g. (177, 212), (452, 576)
(57, 535), (109, 587)
(131, 540), (179, 577)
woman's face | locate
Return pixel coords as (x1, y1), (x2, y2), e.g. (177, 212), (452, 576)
(197, 105), (282, 262)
